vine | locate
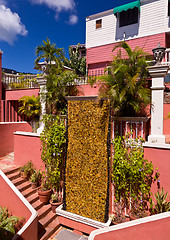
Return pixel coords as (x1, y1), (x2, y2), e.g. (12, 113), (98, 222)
(40, 114), (66, 189)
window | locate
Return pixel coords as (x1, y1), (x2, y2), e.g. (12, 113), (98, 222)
(96, 19), (102, 29)
(119, 7), (138, 27)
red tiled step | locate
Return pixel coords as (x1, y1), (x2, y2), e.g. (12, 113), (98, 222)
(12, 177), (27, 187)
(7, 171), (21, 181)
(16, 181), (31, 192)
(2, 166), (20, 175)
(22, 187), (37, 199)
(39, 211), (57, 228)
(38, 204), (52, 220)
(32, 199), (45, 211)
(39, 218), (60, 240)
(26, 192), (39, 204)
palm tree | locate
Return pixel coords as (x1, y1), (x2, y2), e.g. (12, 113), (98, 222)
(35, 38), (64, 69)
(18, 95), (41, 118)
(98, 42), (151, 117)
(35, 38), (79, 114)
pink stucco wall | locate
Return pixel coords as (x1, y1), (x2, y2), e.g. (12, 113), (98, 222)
(14, 133), (43, 170)
(164, 103), (170, 135)
(91, 216), (170, 240)
(87, 33), (165, 72)
(77, 84), (100, 96)
(6, 88), (39, 101)
(0, 174), (38, 240)
(144, 146), (170, 196)
(0, 122), (32, 157)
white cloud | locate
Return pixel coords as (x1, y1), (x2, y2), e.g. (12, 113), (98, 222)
(0, 5), (28, 44)
(31, 0), (78, 24)
(32, 0), (75, 12)
(68, 14), (78, 25)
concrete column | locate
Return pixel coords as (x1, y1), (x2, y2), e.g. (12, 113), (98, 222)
(36, 77), (47, 134)
(147, 65), (169, 144)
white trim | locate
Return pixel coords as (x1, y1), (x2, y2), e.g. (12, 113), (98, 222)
(88, 212), (170, 240)
(56, 205), (112, 229)
(0, 122), (28, 125)
(0, 170), (38, 240)
(143, 142), (170, 149)
(14, 131), (40, 137)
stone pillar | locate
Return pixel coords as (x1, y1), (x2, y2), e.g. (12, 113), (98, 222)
(37, 77), (47, 134)
(147, 65), (169, 144)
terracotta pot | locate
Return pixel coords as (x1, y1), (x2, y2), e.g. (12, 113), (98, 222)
(31, 182), (38, 189)
(37, 187), (52, 204)
(20, 172), (27, 180)
(50, 199), (62, 213)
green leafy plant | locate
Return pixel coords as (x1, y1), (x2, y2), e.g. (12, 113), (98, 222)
(112, 135), (159, 212)
(0, 206), (21, 240)
(18, 95), (40, 119)
(51, 193), (62, 203)
(20, 161), (35, 178)
(40, 115), (66, 190)
(29, 170), (40, 183)
(152, 188), (170, 213)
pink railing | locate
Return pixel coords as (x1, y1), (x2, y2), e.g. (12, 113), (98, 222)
(1, 100), (28, 122)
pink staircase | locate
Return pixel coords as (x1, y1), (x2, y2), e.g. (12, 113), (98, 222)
(2, 166), (60, 240)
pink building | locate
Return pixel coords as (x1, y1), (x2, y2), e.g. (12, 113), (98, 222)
(86, 0), (170, 77)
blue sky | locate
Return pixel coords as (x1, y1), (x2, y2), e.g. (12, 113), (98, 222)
(0, 0), (132, 73)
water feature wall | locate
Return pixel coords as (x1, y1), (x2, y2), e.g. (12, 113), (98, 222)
(64, 96), (110, 223)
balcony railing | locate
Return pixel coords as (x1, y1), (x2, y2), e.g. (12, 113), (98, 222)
(2, 73), (39, 89)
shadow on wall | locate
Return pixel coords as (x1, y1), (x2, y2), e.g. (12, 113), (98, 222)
(115, 16), (139, 41)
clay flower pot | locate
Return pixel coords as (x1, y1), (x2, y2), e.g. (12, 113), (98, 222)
(50, 199), (62, 213)
(31, 182), (38, 189)
(20, 171), (28, 180)
(37, 187), (52, 204)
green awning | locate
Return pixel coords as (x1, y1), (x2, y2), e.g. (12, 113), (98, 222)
(113, 0), (140, 14)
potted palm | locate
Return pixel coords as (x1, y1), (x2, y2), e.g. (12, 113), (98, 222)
(50, 193), (62, 213)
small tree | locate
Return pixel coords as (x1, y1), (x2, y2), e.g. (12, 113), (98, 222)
(64, 43), (86, 76)
(97, 42), (151, 117)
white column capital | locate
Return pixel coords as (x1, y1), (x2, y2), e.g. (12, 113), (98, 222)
(148, 64), (169, 78)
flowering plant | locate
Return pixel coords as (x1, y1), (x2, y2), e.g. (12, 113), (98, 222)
(40, 114), (66, 190)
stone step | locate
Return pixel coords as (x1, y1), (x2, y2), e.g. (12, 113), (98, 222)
(38, 204), (52, 220)
(39, 211), (57, 228)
